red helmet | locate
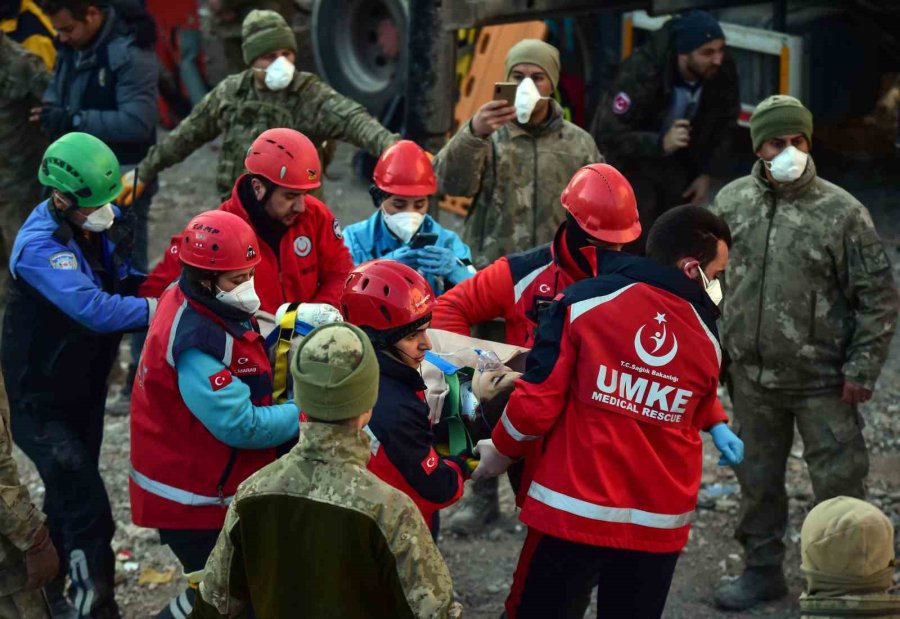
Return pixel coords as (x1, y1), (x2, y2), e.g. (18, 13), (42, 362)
(341, 260), (435, 334)
(178, 210), (262, 271)
(244, 128), (321, 190)
(560, 163), (641, 244)
(372, 140), (437, 196)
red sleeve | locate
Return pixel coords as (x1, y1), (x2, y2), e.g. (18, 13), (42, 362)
(431, 258), (515, 336)
(310, 208), (354, 307)
(137, 235), (182, 298)
(693, 393), (729, 432)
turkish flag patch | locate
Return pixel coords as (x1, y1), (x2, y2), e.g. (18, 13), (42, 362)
(208, 369), (233, 391)
(420, 447), (439, 476)
(612, 91), (631, 115)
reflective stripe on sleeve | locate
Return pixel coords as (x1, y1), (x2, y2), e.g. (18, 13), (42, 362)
(500, 410), (540, 443)
(130, 467), (233, 507)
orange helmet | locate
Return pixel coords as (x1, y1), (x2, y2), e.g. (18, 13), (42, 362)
(560, 164), (641, 244)
(372, 140), (436, 196)
(178, 210), (262, 271)
(244, 128), (321, 190)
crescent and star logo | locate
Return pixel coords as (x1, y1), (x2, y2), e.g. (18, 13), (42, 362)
(293, 236), (312, 257)
(208, 369), (233, 391)
(633, 312), (678, 367)
(538, 283), (551, 294)
(237, 357), (249, 365)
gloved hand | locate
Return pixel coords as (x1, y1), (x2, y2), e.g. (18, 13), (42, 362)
(709, 422), (744, 466)
(384, 245), (421, 269)
(24, 525), (59, 590)
(417, 245), (458, 277)
(471, 439), (514, 480)
(40, 105), (73, 136)
(296, 303), (343, 327)
(118, 169), (146, 207)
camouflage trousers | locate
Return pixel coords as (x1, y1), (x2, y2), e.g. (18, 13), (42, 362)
(0, 589), (51, 619)
(729, 370), (868, 567)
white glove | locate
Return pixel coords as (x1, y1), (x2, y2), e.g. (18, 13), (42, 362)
(274, 302), (344, 330)
(471, 439), (514, 480)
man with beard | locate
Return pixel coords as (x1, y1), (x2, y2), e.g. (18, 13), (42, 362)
(591, 10), (739, 252)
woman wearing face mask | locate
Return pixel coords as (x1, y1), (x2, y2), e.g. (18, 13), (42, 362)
(343, 140), (476, 295)
(340, 260), (470, 536)
(130, 210), (300, 619)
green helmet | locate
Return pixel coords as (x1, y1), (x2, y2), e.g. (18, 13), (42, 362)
(38, 132), (123, 208)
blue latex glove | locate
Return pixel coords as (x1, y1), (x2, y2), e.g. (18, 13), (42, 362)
(384, 245), (421, 268)
(709, 422), (744, 466)
(417, 245), (457, 277)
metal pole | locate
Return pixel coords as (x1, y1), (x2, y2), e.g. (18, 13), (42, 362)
(404, 0), (456, 154)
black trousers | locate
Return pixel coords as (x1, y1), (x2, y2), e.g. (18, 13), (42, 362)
(11, 398), (118, 618)
(506, 529), (680, 619)
(154, 529), (221, 619)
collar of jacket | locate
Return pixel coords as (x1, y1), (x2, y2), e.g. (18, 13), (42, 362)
(506, 99), (565, 139)
(595, 248), (721, 337)
(70, 6), (118, 70)
(376, 349), (427, 391)
(291, 421), (371, 468)
(177, 275), (258, 335)
(551, 224), (593, 281)
(751, 155), (818, 200)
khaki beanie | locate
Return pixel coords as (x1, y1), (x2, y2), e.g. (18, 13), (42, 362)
(241, 9), (297, 66)
(291, 323), (380, 422)
(505, 39), (561, 90)
(749, 94), (813, 152)
(801, 496), (896, 597)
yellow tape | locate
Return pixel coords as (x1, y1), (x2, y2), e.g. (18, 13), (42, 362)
(271, 304), (300, 404)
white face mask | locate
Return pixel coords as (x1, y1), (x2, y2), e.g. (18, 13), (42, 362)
(766, 145), (808, 183)
(382, 210), (425, 244)
(216, 277), (261, 314)
(263, 56), (295, 91)
(514, 77), (548, 124)
(81, 203), (116, 232)
(698, 267), (723, 306)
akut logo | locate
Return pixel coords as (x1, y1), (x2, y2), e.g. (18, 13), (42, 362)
(634, 312), (678, 367)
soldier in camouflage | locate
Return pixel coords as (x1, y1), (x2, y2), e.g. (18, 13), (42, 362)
(432, 39), (602, 270)
(208, 0), (295, 76)
(591, 10), (739, 252)
(711, 95), (899, 612)
(0, 31), (49, 294)
(190, 323), (462, 619)
(119, 10), (398, 204)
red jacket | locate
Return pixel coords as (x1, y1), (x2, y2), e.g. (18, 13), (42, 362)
(493, 251), (727, 553)
(432, 225), (589, 348)
(139, 175), (354, 313)
(130, 283), (276, 529)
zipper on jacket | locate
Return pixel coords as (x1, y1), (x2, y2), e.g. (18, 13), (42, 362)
(754, 197), (777, 383)
(216, 448), (239, 507)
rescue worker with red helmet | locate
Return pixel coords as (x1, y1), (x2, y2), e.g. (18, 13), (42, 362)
(130, 210), (302, 619)
(433, 163), (641, 534)
(342, 140), (475, 295)
(341, 260), (470, 535)
(140, 127), (353, 317)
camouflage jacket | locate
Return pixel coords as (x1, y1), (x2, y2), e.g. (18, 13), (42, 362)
(191, 422), (461, 619)
(0, 33), (49, 209)
(137, 70), (399, 199)
(0, 376), (45, 596)
(711, 158), (898, 391)
(800, 592), (900, 618)
(433, 101), (601, 269)
(590, 22), (739, 176)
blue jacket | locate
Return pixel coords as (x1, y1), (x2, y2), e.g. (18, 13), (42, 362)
(343, 211), (474, 295)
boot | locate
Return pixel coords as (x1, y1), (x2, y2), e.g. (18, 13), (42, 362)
(444, 477), (499, 535)
(105, 366), (136, 417)
(713, 566), (788, 611)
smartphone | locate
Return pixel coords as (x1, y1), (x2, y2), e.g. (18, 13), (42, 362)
(409, 232), (439, 249)
(493, 82), (518, 104)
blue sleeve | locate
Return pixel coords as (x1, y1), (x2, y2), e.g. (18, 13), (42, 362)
(342, 218), (378, 266)
(79, 44), (158, 143)
(437, 226), (475, 285)
(14, 239), (151, 333)
(176, 348), (299, 450)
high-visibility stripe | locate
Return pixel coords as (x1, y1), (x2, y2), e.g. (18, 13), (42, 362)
(501, 410), (540, 443)
(165, 300), (189, 367)
(528, 481), (692, 529)
(130, 467), (233, 507)
(222, 332), (234, 366)
(568, 284), (637, 323)
(513, 263), (552, 303)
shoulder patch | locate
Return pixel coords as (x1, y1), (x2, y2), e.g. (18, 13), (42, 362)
(612, 91), (631, 115)
(49, 251), (78, 270)
(420, 446), (439, 476)
(208, 369), (233, 391)
(333, 219), (343, 240)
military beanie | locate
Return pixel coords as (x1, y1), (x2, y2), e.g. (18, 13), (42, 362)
(505, 39), (560, 90)
(291, 323), (379, 422)
(750, 94), (813, 151)
(241, 9), (297, 66)
(801, 496), (896, 597)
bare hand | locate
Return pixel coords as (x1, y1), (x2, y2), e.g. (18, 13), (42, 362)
(841, 380), (873, 405)
(682, 174), (711, 206)
(662, 119), (691, 154)
(29, 106), (43, 123)
(471, 100), (516, 138)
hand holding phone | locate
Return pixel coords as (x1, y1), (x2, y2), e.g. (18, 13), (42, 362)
(409, 232), (439, 249)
